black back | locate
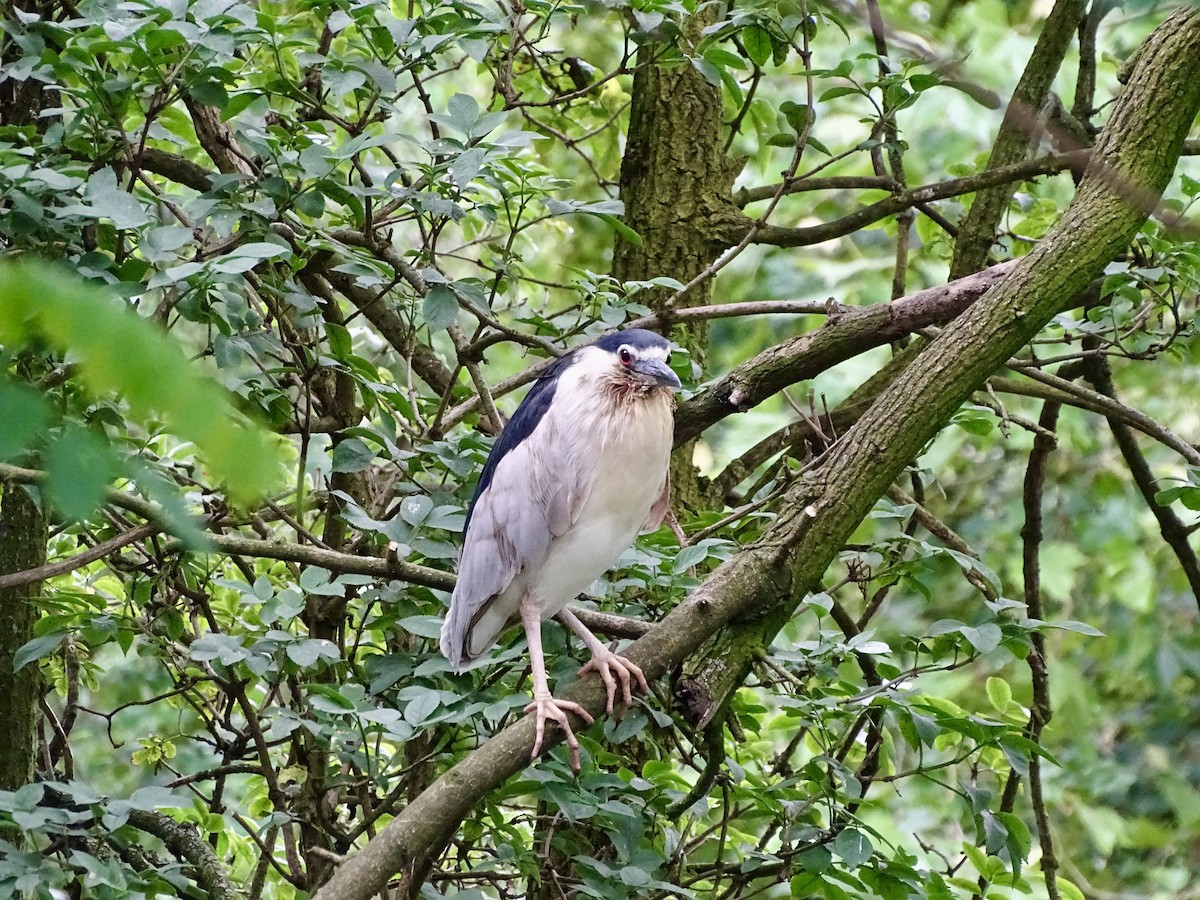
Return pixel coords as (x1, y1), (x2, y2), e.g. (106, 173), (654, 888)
(462, 350), (578, 533)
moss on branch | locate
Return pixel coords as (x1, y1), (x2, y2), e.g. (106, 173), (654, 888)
(311, 10), (1200, 897)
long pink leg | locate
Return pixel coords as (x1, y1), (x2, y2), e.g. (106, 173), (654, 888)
(558, 607), (649, 715)
(521, 596), (593, 770)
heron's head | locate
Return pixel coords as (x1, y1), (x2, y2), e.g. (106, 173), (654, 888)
(586, 329), (682, 394)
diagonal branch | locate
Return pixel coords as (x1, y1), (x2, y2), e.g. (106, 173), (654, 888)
(0, 522), (159, 590)
(311, 10), (1200, 899)
(950, 0), (1089, 277)
(1083, 353), (1200, 607)
(672, 260), (1018, 443)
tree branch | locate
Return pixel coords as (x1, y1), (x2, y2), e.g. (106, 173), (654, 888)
(0, 463), (454, 592)
(312, 11), (1200, 898)
(0, 522), (158, 590)
(1016, 399), (1062, 900)
(126, 809), (238, 900)
(673, 260), (1018, 444)
(950, 0), (1089, 277)
(726, 154), (1090, 249)
(1083, 353), (1200, 607)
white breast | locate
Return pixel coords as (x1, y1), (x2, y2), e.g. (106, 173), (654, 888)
(460, 357), (674, 658)
(520, 371), (672, 617)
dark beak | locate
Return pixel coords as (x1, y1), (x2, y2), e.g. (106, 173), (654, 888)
(632, 357), (682, 390)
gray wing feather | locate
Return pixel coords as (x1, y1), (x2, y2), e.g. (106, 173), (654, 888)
(439, 413), (586, 669)
(643, 470), (671, 531)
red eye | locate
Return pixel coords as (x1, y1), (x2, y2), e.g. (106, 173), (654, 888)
(619, 348), (633, 366)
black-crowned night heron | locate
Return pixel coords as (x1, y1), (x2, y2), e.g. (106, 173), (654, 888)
(440, 328), (681, 769)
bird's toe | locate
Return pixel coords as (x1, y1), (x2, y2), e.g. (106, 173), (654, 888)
(580, 651), (648, 714)
(524, 695), (594, 771)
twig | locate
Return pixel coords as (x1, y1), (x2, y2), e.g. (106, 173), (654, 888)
(1082, 352), (1200, 608)
(0, 522), (159, 590)
(1004, 363), (1200, 465)
(1017, 399), (1062, 900)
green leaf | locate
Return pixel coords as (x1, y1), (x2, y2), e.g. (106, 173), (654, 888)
(397, 615), (444, 639)
(13, 632), (66, 672)
(287, 639), (338, 668)
(1031, 618), (1105, 636)
(43, 423), (116, 521)
(189, 633), (249, 666)
(702, 47), (745, 71)
(399, 494), (433, 525)
(742, 25), (773, 66)
(960, 623), (1002, 654)
(596, 213), (642, 247)
(307, 683), (356, 710)
(796, 844), (832, 873)
(0, 262), (284, 506)
(997, 811), (1032, 863)
(986, 676), (1012, 711)
(1155, 485), (1200, 510)
(618, 865), (650, 887)
(332, 437), (375, 473)
(690, 56), (722, 87)
(404, 692), (440, 726)
(422, 285), (458, 331)
(127, 457), (208, 549)
(0, 379), (51, 461)
(834, 828), (873, 867)
(780, 100), (811, 132)
(819, 85), (861, 101)
(83, 167), (150, 230)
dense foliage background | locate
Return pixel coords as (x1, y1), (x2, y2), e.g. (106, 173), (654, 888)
(1, 0), (1199, 897)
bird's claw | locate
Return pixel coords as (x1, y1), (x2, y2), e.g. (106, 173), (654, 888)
(525, 694), (594, 771)
(579, 648), (649, 715)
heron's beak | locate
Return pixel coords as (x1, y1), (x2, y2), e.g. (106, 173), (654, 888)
(633, 357), (682, 390)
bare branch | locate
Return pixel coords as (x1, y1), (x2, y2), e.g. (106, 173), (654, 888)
(0, 522), (159, 590)
(673, 260), (1019, 444)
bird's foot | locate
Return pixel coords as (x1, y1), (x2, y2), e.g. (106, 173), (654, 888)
(525, 693), (594, 771)
(579, 647), (649, 715)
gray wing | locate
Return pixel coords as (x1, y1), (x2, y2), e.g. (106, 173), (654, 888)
(643, 470), (671, 531)
(439, 413), (586, 669)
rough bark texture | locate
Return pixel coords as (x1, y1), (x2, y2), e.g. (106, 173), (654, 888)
(678, 4), (1200, 725)
(0, 483), (47, 801)
(312, 9), (1200, 899)
(126, 809), (238, 900)
(611, 14), (744, 511)
(610, 17), (744, 327)
(950, 0), (1089, 277)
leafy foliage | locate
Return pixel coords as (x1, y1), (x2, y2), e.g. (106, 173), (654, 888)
(0, 0), (1198, 898)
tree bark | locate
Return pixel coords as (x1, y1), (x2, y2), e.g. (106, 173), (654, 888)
(610, 15), (744, 335)
(950, 0), (1089, 277)
(0, 483), (47, 807)
(312, 9), (1200, 899)
(611, 13), (744, 511)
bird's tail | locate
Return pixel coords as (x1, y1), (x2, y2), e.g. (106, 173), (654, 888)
(439, 603), (469, 673)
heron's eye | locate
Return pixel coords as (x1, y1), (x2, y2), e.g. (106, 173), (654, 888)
(619, 347), (633, 366)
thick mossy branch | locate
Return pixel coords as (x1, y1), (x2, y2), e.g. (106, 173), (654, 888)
(313, 10), (1200, 898)
(673, 5), (1200, 721)
(126, 810), (238, 900)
